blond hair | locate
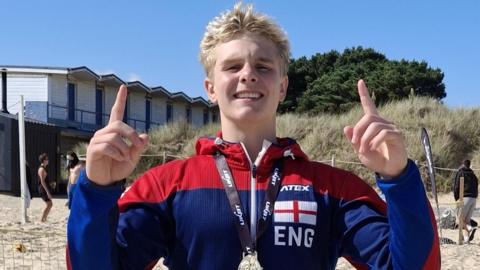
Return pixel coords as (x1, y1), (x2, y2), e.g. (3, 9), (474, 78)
(199, 3), (290, 77)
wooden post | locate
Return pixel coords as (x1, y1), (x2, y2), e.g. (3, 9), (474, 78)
(458, 176), (465, 245)
(162, 151), (167, 164)
(331, 155), (336, 167)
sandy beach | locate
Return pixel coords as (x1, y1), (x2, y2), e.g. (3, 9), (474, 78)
(0, 192), (478, 269)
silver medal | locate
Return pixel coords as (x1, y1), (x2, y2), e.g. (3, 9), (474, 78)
(238, 252), (262, 270)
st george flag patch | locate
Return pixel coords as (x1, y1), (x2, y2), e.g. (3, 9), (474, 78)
(274, 200), (317, 226)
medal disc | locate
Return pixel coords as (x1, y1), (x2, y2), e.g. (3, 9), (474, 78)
(238, 253), (263, 270)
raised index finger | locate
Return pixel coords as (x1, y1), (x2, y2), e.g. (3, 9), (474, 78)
(109, 85), (127, 124)
(358, 79), (378, 115)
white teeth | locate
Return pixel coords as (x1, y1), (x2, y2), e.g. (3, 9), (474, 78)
(235, 92), (261, 99)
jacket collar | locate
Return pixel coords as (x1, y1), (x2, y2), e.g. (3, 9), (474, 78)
(195, 131), (308, 174)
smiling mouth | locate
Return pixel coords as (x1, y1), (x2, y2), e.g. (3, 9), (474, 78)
(234, 92), (263, 99)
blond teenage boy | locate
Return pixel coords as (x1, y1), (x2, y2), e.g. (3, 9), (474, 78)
(67, 4), (440, 269)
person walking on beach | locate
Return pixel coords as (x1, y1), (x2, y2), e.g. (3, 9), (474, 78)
(453, 159), (478, 241)
(67, 3), (440, 269)
(38, 153), (53, 222)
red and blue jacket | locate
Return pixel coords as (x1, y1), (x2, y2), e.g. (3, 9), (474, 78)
(67, 136), (440, 269)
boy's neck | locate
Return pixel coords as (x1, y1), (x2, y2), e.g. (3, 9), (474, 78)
(221, 121), (277, 160)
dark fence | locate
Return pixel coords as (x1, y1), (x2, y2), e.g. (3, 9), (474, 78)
(0, 112), (59, 196)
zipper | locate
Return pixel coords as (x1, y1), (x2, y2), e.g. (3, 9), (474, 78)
(250, 164), (257, 244)
(240, 140), (272, 246)
(240, 142), (257, 244)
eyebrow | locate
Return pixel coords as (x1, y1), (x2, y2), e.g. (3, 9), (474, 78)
(256, 57), (275, 64)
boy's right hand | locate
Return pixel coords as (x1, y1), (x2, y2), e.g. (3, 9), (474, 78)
(86, 85), (149, 186)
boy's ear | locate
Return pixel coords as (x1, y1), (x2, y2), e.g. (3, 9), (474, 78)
(204, 78), (218, 104)
(279, 76), (288, 102)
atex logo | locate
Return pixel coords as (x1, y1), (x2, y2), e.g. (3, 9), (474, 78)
(280, 185), (310, 192)
(222, 169), (233, 187)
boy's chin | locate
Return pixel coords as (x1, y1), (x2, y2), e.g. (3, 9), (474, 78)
(227, 111), (272, 125)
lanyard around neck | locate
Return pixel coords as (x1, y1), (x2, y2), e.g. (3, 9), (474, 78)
(214, 153), (283, 254)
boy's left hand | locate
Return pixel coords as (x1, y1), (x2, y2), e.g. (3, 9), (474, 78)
(343, 80), (408, 179)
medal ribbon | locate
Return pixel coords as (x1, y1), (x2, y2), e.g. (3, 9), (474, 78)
(214, 153), (283, 255)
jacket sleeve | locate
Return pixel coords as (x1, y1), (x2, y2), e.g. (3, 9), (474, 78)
(336, 160), (440, 270)
(67, 167), (175, 270)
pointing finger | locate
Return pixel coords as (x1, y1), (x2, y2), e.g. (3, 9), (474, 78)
(358, 80), (378, 115)
(109, 85), (127, 124)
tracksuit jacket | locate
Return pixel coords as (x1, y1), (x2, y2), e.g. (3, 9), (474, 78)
(67, 135), (440, 269)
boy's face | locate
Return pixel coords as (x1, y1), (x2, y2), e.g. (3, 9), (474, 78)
(204, 33), (288, 127)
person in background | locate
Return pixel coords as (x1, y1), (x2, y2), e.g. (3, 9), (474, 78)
(38, 153), (52, 222)
(66, 152), (84, 209)
(453, 159), (478, 242)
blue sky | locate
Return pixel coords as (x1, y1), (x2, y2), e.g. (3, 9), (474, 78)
(1, 0), (478, 108)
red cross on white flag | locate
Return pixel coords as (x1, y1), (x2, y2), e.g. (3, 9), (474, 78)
(274, 200), (317, 225)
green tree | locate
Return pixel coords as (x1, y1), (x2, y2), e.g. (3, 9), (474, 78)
(284, 47), (446, 114)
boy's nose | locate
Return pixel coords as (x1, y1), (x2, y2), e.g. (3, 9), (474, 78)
(239, 66), (257, 83)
